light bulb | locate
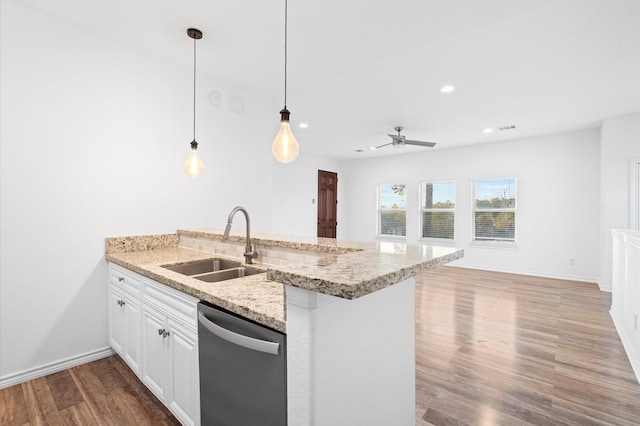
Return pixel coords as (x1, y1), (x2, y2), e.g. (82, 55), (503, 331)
(184, 143), (204, 177)
(272, 108), (299, 163)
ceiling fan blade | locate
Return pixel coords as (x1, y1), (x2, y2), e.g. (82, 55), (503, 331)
(404, 139), (437, 148)
(373, 142), (393, 150)
(387, 134), (403, 141)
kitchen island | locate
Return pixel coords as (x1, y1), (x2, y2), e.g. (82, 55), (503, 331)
(106, 229), (463, 425)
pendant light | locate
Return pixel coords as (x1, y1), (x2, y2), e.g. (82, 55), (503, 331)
(184, 28), (204, 178)
(272, 0), (300, 163)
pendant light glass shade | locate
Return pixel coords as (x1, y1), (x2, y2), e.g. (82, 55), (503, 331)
(272, 108), (299, 163)
(184, 28), (204, 178)
(184, 141), (204, 177)
(273, 0), (299, 163)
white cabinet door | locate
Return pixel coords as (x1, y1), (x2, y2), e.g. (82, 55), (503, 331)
(167, 318), (200, 426)
(141, 305), (169, 401)
(122, 294), (141, 375)
(108, 285), (124, 355)
(109, 283), (142, 375)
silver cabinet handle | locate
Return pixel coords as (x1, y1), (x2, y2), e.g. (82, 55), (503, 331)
(118, 277), (125, 282)
(158, 328), (170, 338)
(117, 300), (125, 307)
(198, 312), (279, 355)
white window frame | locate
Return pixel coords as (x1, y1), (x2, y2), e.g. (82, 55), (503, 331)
(376, 184), (407, 239)
(471, 177), (517, 245)
(419, 180), (456, 242)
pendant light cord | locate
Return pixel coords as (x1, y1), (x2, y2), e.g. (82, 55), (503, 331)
(193, 35), (197, 141)
(284, 0), (288, 108)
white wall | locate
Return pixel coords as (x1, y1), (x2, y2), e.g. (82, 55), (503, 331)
(600, 113), (640, 290)
(271, 152), (340, 237)
(339, 129), (601, 282)
(0, 2), (274, 382)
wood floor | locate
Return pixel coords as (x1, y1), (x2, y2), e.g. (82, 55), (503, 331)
(416, 266), (640, 426)
(0, 355), (178, 426)
(2, 267), (639, 425)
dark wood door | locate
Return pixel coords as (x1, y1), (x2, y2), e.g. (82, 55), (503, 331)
(317, 170), (337, 238)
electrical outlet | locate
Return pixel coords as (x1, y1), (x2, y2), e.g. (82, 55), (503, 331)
(569, 257), (575, 265)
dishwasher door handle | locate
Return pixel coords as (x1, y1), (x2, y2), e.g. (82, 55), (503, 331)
(198, 312), (280, 355)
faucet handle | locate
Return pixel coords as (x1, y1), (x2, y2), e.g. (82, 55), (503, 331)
(244, 246), (259, 264)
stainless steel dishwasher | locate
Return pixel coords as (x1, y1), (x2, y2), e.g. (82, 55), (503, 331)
(198, 301), (287, 425)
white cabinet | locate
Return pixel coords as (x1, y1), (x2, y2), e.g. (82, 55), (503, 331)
(108, 269), (142, 375)
(108, 263), (200, 426)
(141, 304), (169, 400)
(141, 279), (200, 426)
(166, 317), (199, 425)
(611, 230), (640, 384)
(108, 285), (125, 354)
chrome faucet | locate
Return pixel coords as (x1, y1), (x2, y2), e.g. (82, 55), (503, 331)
(223, 206), (258, 264)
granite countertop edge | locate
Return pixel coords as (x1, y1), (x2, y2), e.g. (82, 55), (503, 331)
(266, 249), (464, 299)
(105, 231), (465, 333)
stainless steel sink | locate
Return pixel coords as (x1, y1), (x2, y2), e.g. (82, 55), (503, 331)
(162, 258), (242, 276)
(194, 266), (262, 283)
(161, 258), (264, 283)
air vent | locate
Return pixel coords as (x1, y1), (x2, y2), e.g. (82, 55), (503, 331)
(499, 125), (516, 131)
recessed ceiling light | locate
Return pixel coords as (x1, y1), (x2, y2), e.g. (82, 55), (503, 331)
(483, 128), (493, 134)
(299, 123), (309, 129)
(440, 85), (455, 93)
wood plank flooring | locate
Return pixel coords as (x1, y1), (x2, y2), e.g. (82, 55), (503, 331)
(416, 266), (640, 426)
(1, 355), (179, 426)
(2, 267), (639, 425)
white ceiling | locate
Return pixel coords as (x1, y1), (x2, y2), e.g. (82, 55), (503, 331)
(17, 0), (640, 160)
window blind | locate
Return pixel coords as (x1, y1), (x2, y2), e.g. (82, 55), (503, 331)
(421, 181), (455, 239)
(473, 178), (516, 241)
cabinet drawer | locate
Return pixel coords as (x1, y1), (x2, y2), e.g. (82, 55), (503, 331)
(143, 279), (198, 329)
(110, 264), (143, 297)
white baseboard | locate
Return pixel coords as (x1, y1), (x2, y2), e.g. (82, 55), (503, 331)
(0, 347), (115, 390)
(610, 310), (640, 385)
(598, 282), (613, 292)
(448, 263), (603, 289)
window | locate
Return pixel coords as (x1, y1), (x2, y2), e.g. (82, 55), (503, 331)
(473, 178), (516, 242)
(377, 184), (406, 237)
(420, 181), (455, 239)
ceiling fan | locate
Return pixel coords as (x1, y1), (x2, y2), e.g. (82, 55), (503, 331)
(371, 126), (437, 150)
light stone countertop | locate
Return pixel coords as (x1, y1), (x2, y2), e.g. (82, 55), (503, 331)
(106, 246), (286, 332)
(105, 230), (464, 333)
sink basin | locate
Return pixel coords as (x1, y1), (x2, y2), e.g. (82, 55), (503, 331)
(161, 258), (264, 283)
(194, 266), (262, 283)
(162, 258), (242, 276)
